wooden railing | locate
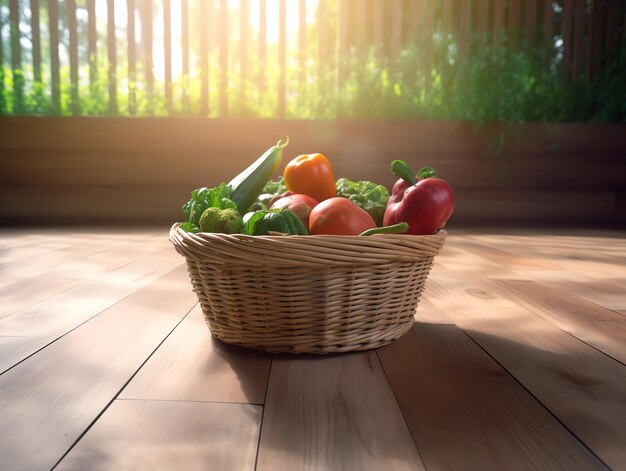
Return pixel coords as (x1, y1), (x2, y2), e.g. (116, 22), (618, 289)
(0, 0), (624, 117)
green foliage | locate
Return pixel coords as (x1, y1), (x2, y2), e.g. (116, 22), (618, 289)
(1, 32), (624, 123)
(181, 183), (237, 226)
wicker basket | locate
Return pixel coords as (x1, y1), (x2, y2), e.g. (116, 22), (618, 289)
(170, 223), (446, 354)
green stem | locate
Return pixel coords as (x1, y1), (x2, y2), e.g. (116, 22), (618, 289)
(359, 222), (409, 237)
(391, 160), (416, 185)
(416, 166), (438, 179)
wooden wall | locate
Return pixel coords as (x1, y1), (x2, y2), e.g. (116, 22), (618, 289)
(0, 117), (624, 226)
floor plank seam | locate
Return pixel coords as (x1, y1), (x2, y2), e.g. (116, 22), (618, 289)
(116, 397), (265, 407)
(49, 301), (198, 470)
(0, 260), (186, 377)
(374, 349), (428, 469)
(457, 328), (611, 470)
(253, 357), (274, 471)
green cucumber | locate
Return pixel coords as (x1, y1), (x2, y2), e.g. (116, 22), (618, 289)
(229, 138), (289, 214)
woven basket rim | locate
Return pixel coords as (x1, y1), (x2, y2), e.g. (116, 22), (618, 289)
(169, 222), (447, 241)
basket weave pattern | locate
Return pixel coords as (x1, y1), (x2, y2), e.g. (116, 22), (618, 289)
(170, 224), (446, 354)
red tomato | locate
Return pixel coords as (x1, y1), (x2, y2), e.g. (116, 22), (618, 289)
(269, 194), (319, 227)
(309, 197), (376, 235)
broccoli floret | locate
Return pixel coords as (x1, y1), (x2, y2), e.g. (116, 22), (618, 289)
(199, 207), (244, 234)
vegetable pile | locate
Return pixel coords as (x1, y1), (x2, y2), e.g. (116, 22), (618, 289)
(176, 138), (455, 236)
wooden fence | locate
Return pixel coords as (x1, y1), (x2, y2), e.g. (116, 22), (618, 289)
(0, 0), (625, 117)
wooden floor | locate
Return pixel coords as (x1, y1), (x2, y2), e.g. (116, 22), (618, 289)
(0, 228), (624, 471)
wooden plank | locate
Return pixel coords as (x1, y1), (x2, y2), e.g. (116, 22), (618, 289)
(199, 0), (209, 116)
(181, 0), (189, 110)
(571, 0), (586, 80)
(120, 304), (271, 404)
(127, 0), (136, 115)
(0, 236), (165, 318)
(256, 352), (424, 470)
(561, 0), (573, 70)
(378, 322), (602, 470)
(589, 0), (605, 78)
(373, 0), (383, 59)
(442, 0), (454, 33)
(543, 0), (555, 55)
(47, 0), (60, 113)
(299, 0), (306, 84)
(259, 0), (267, 89)
(106, 0), (117, 114)
(141, 0), (153, 100)
(0, 265), (197, 471)
(56, 400), (262, 471)
(278, 0), (286, 117)
(87, 0), (97, 88)
(524, 0), (538, 45)
(458, 0), (472, 56)
(240, 0), (249, 107)
(390, 0), (403, 67)
(0, 248), (183, 373)
(493, 0), (504, 47)
(507, 0), (520, 44)
(163, 0), (172, 112)
(414, 296), (455, 325)
(9, 0), (22, 113)
(67, 0), (79, 115)
(29, 0), (41, 83)
(476, 0), (489, 42)
(337, 0), (349, 83)
(219, 0), (228, 116)
(426, 267), (626, 469)
(490, 279), (626, 364)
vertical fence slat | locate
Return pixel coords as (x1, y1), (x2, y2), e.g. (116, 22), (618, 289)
(543, 0), (554, 55)
(240, 0), (249, 108)
(9, 0), (22, 113)
(299, 0), (306, 85)
(561, 0), (573, 70)
(373, 0), (383, 60)
(459, 0), (472, 56)
(442, 0), (454, 34)
(317, 0), (326, 98)
(604, 0), (620, 54)
(259, 0), (266, 89)
(67, 0), (79, 115)
(476, 0), (489, 42)
(163, 0), (172, 112)
(588, 0), (605, 79)
(524, 0), (537, 46)
(199, 0), (208, 116)
(107, 0), (117, 113)
(338, 0), (349, 83)
(181, 0), (189, 110)
(87, 0), (97, 89)
(47, 0), (60, 113)
(142, 0), (153, 100)
(508, 0), (520, 45)
(390, 0), (402, 70)
(571, 0), (585, 80)
(493, 0), (504, 48)
(30, 0), (41, 83)
(356, 0), (366, 52)
(219, 0), (228, 116)
(127, 0), (136, 115)
(278, 0), (286, 117)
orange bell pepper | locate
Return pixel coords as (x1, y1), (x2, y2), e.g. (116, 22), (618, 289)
(283, 153), (337, 202)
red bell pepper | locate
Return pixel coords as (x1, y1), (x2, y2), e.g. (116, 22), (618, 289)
(383, 160), (455, 235)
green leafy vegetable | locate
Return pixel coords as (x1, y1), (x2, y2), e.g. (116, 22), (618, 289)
(244, 208), (309, 236)
(182, 183), (237, 226)
(254, 177), (288, 208)
(335, 178), (390, 226)
(178, 222), (201, 233)
(199, 207), (244, 234)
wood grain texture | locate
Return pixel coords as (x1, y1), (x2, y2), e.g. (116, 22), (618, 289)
(489, 279), (626, 364)
(0, 248), (182, 373)
(120, 304), (271, 404)
(0, 265), (197, 471)
(56, 400), (262, 471)
(426, 268), (626, 469)
(256, 352), (424, 470)
(378, 322), (602, 470)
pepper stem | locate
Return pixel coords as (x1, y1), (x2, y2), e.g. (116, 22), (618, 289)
(391, 160), (416, 185)
(360, 222), (409, 237)
(416, 166), (438, 179)
(276, 136), (290, 149)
